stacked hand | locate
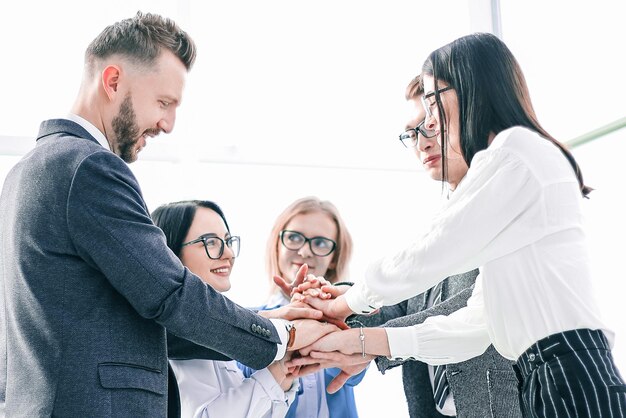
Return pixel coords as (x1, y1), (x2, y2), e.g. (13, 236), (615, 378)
(287, 348), (374, 393)
(268, 351), (297, 391)
(272, 264), (351, 330)
(270, 264), (385, 393)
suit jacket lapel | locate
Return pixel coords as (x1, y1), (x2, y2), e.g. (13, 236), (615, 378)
(440, 279), (449, 299)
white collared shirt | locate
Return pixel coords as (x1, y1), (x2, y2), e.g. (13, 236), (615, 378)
(65, 113), (111, 151)
(346, 126), (612, 363)
(170, 359), (298, 418)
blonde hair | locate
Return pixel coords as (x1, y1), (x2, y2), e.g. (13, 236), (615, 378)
(266, 196), (353, 295)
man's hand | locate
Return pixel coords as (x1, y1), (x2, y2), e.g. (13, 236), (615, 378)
(288, 319), (340, 352)
(300, 294), (353, 326)
(286, 351), (372, 394)
(327, 364), (370, 394)
(297, 328), (361, 356)
(288, 279), (353, 329)
(291, 276), (333, 300)
(298, 326), (391, 357)
(320, 283), (351, 299)
(287, 350), (373, 376)
(258, 301), (323, 321)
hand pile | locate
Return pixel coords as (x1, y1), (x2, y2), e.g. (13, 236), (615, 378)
(269, 265), (375, 393)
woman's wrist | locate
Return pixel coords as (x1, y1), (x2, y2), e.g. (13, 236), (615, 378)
(267, 360), (287, 388)
(345, 320), (366, 357)
(334, 295), (355, 320)
(280, 375), (296, 392)
(344, 324), (390, 357)
(364, 328), (391, 357)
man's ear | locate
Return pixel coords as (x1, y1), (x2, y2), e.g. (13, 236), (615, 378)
(101, 65), (121, 101)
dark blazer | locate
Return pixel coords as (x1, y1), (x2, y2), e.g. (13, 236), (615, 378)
(0, 119), (282, 417)
(356, 270), (522, 418)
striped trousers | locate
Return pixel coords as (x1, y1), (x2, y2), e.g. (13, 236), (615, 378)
(514, 328), (626, 417)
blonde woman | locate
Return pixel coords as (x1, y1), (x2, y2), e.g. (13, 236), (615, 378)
(240, 197), (365, 418)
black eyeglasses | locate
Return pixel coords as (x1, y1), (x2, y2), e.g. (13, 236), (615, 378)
(279, 230), (336, 257)
(181, 234), (241, 260)
(421, 86), (453, 120)
(398, 119), (437, 148)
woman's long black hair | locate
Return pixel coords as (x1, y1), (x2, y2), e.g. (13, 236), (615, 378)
(422, 33), (590, 196)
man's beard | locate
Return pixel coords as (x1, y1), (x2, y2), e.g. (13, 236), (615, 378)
(110, 93), (163, 163)
(111, 93), (141, 163)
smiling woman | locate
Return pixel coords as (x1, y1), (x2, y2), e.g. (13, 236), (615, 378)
(153, 200), (240, 292)
(151, 199), (300, 418)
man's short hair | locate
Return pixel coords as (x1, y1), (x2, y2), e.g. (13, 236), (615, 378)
(405, 74), (424, 100)
(85, 11), (196, 73)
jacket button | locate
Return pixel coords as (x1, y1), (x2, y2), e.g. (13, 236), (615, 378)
(528, 353), (536, 362)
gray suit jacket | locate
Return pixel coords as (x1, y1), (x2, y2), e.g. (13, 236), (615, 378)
(0, 119), (281, 417)
(355, 270), (522, 418)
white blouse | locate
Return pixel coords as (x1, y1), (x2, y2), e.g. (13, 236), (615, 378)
(170, 359), (298, 418)
(345, 126), (613, 362)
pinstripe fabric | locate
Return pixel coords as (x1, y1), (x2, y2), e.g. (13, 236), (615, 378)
(430, 282), (450, 410)
(514, 329), (626, 417)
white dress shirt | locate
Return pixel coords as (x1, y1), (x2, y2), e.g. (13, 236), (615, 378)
(65, 113), (111, 150)
(345, 126), (613, 363)
(170, 359), (298, 418)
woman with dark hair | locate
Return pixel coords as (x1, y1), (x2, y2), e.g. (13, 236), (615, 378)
(296, 33), (626, 417)
(152, 200), (301, 418)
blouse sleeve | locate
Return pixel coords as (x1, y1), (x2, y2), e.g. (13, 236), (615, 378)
(345, 141), (545, 313)
(385, 274), (492, 364)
